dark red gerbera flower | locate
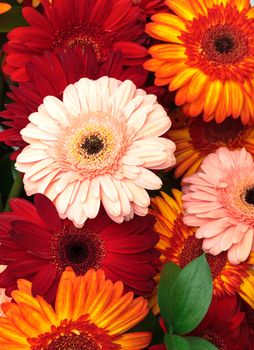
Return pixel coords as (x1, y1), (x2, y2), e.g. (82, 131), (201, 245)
(191, 295), (249, 350)
(0, 47), (147, 159)
(3, 0), (147, 82)
(0, 194), (160, 303)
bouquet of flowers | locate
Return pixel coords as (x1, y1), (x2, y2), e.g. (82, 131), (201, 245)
(0, 0), (253, 349)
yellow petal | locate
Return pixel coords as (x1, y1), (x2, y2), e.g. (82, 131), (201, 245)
(169, 68), (198, 91)
(149, 44), (186, 61)
(165, 0), (196, 21)
(146, 22), (183, 44)
(55, 268), (76, 321)
(151, 13), (186, 31)
(203, 80), (223, 116)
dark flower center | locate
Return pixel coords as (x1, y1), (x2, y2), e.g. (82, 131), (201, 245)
(82, 135), (104, 155)
(214, 35), (235, 53)
(52, 23), (112, 61)
(201, 24), (249, 64)
(179, 235), (227, 279)
(66, 241), (89, 264)
(50, 224), (105, 275)
(244, 187), (254, 205)
(47, 333), (99, 350)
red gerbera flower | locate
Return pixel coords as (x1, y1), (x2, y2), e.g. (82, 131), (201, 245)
(0, 194), (160, 303)
(191, 295), (249, 350)
(0, 47), (147, 159)
(3, 0), (147, 82)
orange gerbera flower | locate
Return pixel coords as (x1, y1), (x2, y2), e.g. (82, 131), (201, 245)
(145, 0), (254, 124)
(0, 2), (11, 13)
(0, 268), (151, 349)
(169, 116), (254, 178)
(149, 189), (252, 314)
(240, 269), (254, 309)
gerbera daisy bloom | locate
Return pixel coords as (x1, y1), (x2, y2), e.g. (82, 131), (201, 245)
(0, 47), (147, 159)
(0, 194), (159, 302)
(169, 116), (254, 178)
(144, 0), (254, 124)
(15, 76), (175, 226)
(0, 268), (151, 349)
(3, 0), (147, 82)
(0, 2), (11, 13)
(191, 295), (249, 349)
(240, 269), (254, 309)
(149, 190), (251, 316)
(182, 147), (254, 264)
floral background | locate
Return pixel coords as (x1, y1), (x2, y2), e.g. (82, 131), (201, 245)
(0, 0), (253, 349)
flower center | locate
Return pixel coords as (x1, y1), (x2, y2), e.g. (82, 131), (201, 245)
(29, 317), (120, 350)
(56, 111), (131, 179)
(189, 117), (247, 153)
(82, 135), (104, 155)
(179, 235), (227, 279)
(244, 186), (254, 205)
(214, 35), (235, 54)
(50, 223), (105, 275)
(201, 24), (249, 64)
(52, 23), (112, 61)
(46, 333), (99, 350)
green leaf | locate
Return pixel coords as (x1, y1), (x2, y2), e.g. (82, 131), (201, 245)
(185, 337), (219, 349)
(165, 334), (190, 350)
(0, 6), (27, 33)
(168, 255), (213, 334)
(158, 262), (181, 330)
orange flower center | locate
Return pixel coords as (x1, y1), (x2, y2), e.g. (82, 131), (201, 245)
(50, 223), (105, 274)
(52, 23), (112, 61)
(201, 24), (249, 64)
(179, 235), (227, 279)
(189, 117), (247, 154)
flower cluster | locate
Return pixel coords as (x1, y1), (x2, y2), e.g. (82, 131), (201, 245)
(0, 0), (253, 349)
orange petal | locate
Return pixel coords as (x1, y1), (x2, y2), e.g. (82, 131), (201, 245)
(203, 80), (223, 116)
(165, 0), (196, 20)
(169, 68), (198, 91)
(0, 2), (11, 14)
(149, 44), (186, 60)
(143, 58), (164, 72)
(146, 22), (183, 44)
(151, 13), (186, 31)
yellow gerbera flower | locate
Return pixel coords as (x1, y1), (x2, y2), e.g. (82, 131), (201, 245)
(149, 189), (252, 314)
(145, 0), (254, 124)
(0, 268), (151, 349)
(240, 269), (254, 309)
(169, 116), (254, 178)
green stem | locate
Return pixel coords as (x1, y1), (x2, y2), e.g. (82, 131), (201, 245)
(4, 173), (23, 211)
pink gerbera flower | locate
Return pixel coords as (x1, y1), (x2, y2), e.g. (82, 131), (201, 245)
(182, 147), (254, 265)
(15, 76), (175, 227)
